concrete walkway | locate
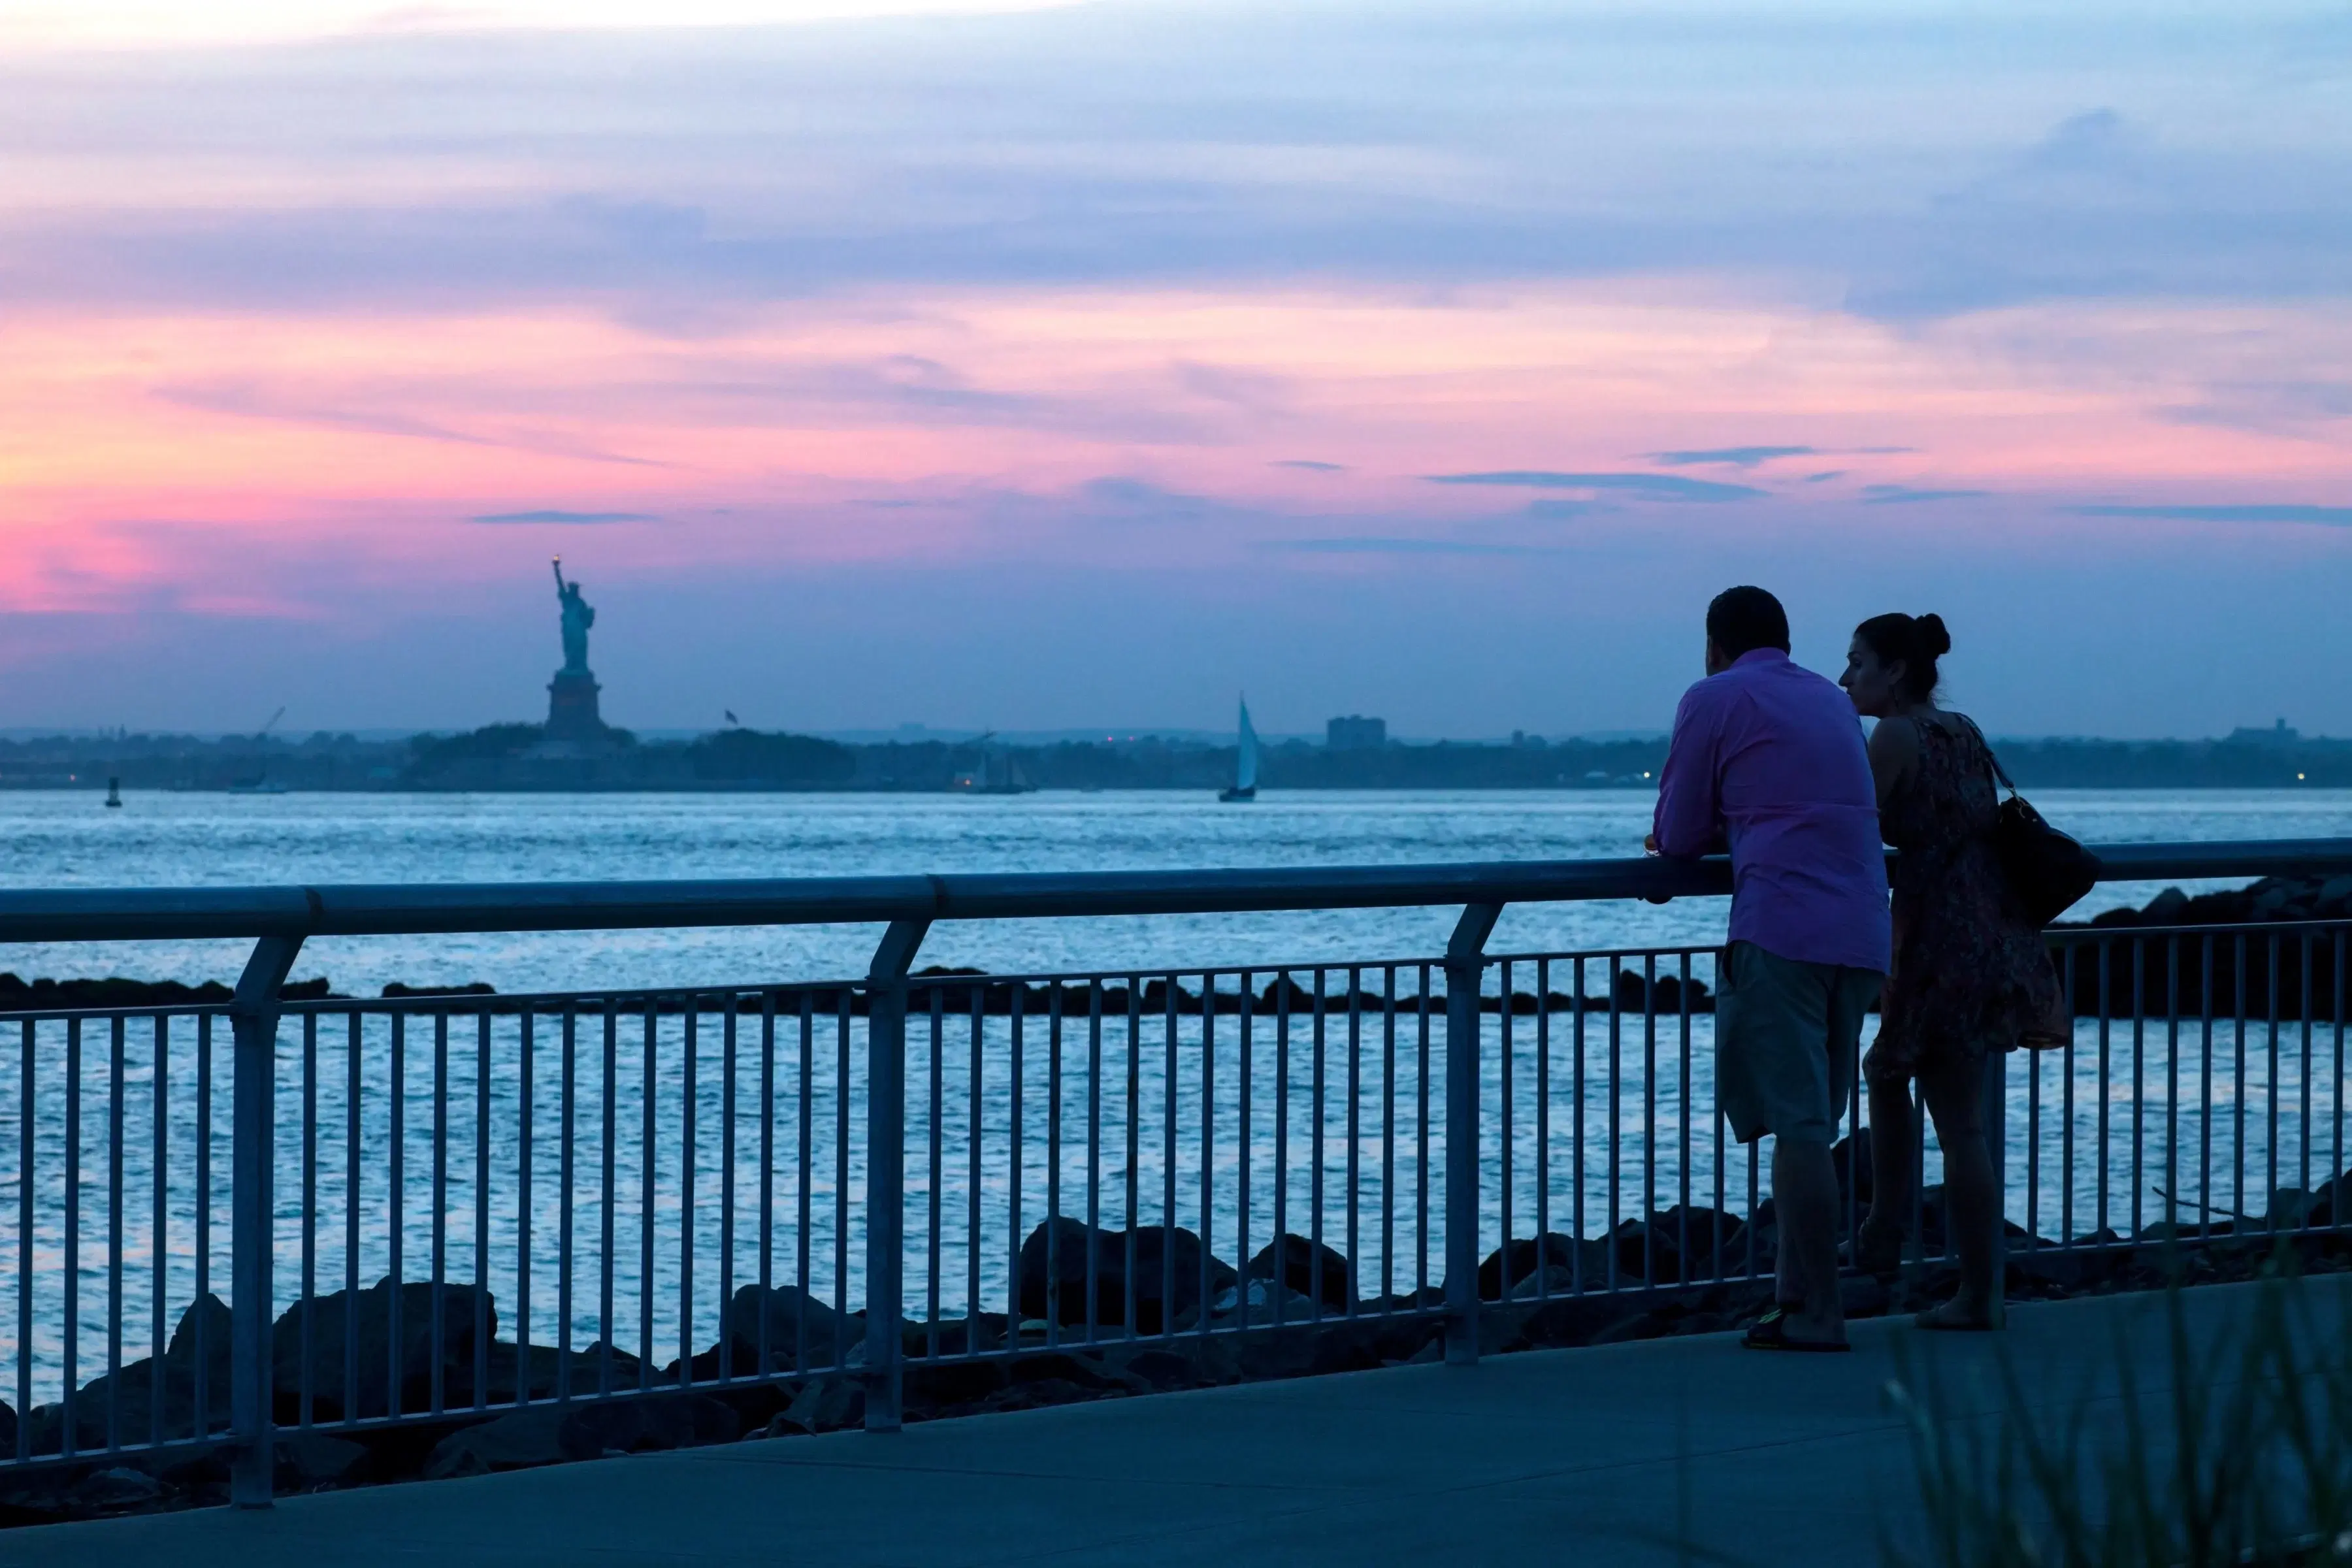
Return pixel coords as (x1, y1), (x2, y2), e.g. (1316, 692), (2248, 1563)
(14, 1277), (2338, 1568)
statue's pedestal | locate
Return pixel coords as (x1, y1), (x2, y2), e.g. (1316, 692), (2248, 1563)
(546, 669), (606, 742)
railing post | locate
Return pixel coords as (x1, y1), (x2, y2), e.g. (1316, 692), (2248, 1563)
(1986, 1043), (2008, 1311)
(229, 934), (302, 1508)
(1444, 902), (1503, 1366)
(863, 917), (929, 1432)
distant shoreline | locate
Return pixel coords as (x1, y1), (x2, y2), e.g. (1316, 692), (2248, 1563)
(5, 725), (2347, 794)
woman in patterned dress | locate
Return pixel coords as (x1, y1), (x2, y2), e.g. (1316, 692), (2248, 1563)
(1839, 613), (2066, 1330)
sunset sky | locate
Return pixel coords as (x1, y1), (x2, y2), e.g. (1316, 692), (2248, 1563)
(0, 1), (2345, 738)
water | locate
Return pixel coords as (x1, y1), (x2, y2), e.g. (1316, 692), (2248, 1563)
(0, 789), (2344, 992)
(1, 789), (2346, 1417)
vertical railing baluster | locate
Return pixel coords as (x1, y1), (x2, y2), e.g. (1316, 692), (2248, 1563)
(719, 1002), (736, 1384)
(2165, 938), (2180, 1238)
(759, 994), (776, 1376)
(16, 1019), (33, 1462)
(1495, 960), (1512, 1299)
(1574, 958), (1588, 1292)
(1124, 981), (1140, 1337)
(1608, 965), (1622, 1291)
(195, 1013), (214, 1448)
(300, 1013), (318, 1428)
(598, 1004), (619, 1394)
(107, 1015), (124, 1453)
(1084, 982), (1101, 1347)
(2201, 938), (2216, 1243)
(1237, 972), (1253, 1319)
(639, 1003), (657, 1391)
(559, 1007), (577, 1401)
(1275, 972), (1290, 1326)
(965, 988), (981, 1358)
(1535, 960), (1550, 1298)
(1382, 966), (1396, 1309)
(1198, 974), (1215, 1337)
(2266, 932), (2281, 1230)
(345, 1011), (361, 1424)
(928, 989), (945, 1358)
(800, 994), (816, 1374)
(1417, 965), (1431, 1303)
(677, 1001), (693, 1388)
(1045, 983), (1063, 1350)
(1011, 985), (1028, 1338)
(150, 1015), (169, 1448)
(1312, 967), (1328, 1322)
(2234, 934), (2248, 1228)
(1160, 977), (1175, 1338)
(389, 1011), (406, 1417)
(477, 1009), (494, 1408)
(433, 1011), (450, 1415)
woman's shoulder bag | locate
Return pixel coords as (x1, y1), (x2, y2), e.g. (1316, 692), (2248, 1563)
(1959, 717), (2100, 924)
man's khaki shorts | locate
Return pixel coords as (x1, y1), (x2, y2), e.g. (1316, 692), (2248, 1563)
(1715, 940), (1882, 1147)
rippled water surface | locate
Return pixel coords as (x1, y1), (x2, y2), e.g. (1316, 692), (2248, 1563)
(0, 789), (2344, 992)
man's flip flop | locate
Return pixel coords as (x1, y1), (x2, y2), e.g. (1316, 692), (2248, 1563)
(1742, 1307), (1852, 1353)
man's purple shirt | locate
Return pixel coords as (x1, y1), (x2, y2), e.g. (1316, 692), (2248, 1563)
(1652, 648), (1891, 974)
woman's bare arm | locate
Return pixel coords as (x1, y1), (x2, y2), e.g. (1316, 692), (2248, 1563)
(1865, 715), (1918, 824)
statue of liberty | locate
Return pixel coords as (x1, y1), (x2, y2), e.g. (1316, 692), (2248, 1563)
(544, 558), (607, 740)
(553, 559), (595, 676)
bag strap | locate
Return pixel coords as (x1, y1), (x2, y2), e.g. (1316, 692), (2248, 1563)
(1955, 714), (2017, 798)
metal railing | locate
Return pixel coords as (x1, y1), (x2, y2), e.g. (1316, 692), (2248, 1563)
(1, 839), (2348, 1505)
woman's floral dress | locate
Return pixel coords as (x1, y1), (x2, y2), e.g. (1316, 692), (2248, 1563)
(1868, 715), (2068, 1082)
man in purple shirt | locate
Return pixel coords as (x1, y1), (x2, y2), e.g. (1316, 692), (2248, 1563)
(1652, 586), (1889, 1351)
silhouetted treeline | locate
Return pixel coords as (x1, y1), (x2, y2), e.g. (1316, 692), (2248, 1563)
(1, 727), (2344, 793)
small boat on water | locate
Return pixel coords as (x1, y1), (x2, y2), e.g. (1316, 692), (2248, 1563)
(956, 734), (1037, 796)
(1218, 696), (1258, 802)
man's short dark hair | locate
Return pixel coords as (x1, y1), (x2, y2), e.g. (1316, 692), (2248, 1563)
(1706, 585), (1790, 660)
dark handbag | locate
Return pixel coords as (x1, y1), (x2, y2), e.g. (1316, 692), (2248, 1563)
(1964, 720), (2100, 924)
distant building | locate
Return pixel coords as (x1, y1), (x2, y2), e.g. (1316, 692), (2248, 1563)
(1326, 715), (1387, 751)
(2227, 719), (2301, 748)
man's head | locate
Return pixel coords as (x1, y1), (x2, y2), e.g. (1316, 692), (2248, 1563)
(1704, 585), (1790, 675)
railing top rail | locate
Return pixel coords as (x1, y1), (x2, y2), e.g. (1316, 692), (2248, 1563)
(0, 838), (2342, 943)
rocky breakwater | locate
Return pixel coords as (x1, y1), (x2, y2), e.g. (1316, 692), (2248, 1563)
(15, 1152), (2352, 1527)
(2051, 874), (2352, 1019)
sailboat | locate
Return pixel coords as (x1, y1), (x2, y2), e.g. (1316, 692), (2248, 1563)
(1218, 696), (1258, 802)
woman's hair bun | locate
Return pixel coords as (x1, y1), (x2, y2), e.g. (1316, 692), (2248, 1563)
(1916, 613), (1951, 659)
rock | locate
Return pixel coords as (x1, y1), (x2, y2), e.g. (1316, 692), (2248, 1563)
(781, 1375), (865, 1433)
(69, 1467), (163, 1510)
(1211, 1279), (1323, 1326)
(1016, 1219), (1235, 1333)
(277, 1431), (366, 1488)
(568, 1394), (740, 1454)
(712, 1283), (846, 1374)
(24, 1294), (233, 1454)
(1507, 1264), (1579, 1300)
(0, 1400), (12, 1455)
(2319, 875), (2352, 915)
(1477, 1234), (1589, 1299)
(423, 1409), (569, 1478)
(423, 1393), (740, 1478)
(1111, 1349), (1197, 1392)
(2143, 887), (2191, 924)
(272, 1277), (495, 1420)
(1244, 1234), (1352, 1313)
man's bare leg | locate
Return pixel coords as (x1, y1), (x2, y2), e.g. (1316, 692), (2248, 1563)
(1772, 1139), (1846, 1343)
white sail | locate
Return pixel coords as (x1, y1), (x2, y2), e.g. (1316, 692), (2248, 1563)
(1235, 697), (1260, 792)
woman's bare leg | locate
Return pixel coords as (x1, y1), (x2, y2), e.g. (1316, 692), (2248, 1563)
(1919, 1053), (2001, 1326)
(1859, 1075), (1914, 1264)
